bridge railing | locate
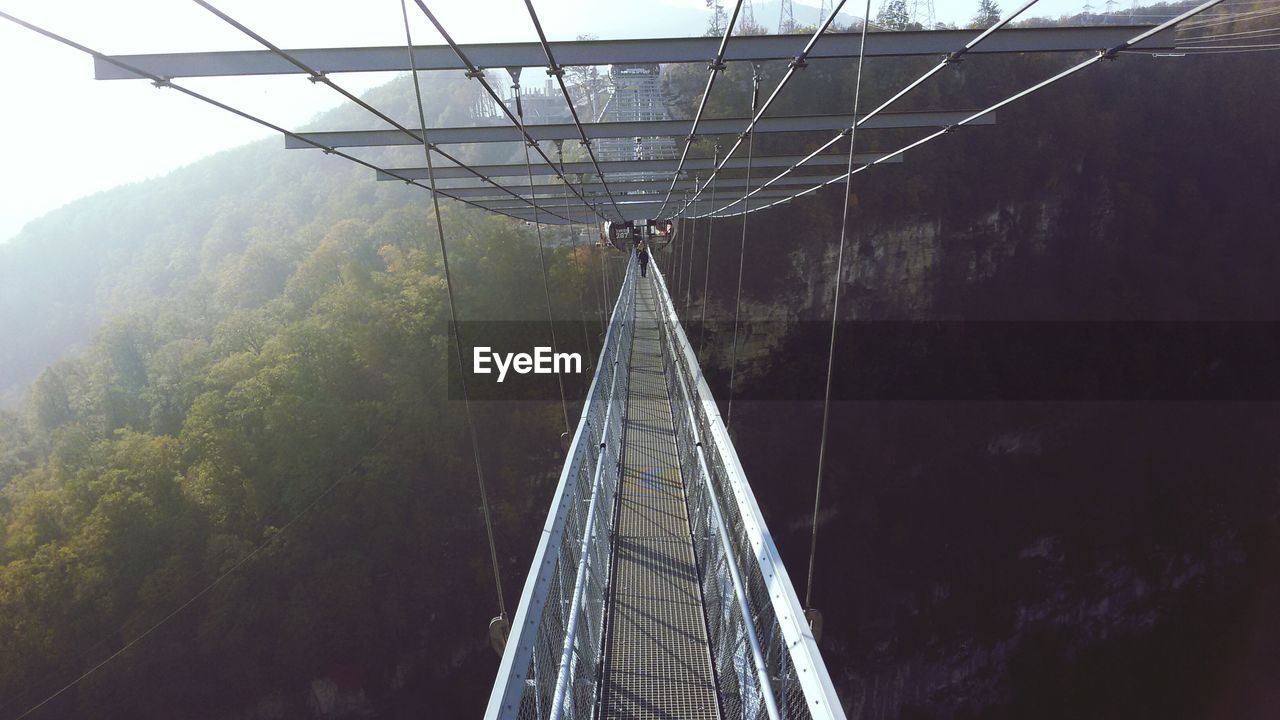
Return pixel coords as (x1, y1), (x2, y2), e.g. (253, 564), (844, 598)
(485, 252), (637, 720)
(651, 263), (846, 720)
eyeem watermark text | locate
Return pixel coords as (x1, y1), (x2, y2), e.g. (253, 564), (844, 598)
(474, 346), (583, 383)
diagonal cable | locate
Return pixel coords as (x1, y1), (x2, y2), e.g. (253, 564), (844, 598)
(191, 0), (573, 222)
(411, 0), (617, 223)
(695, 0), (1043, 219)
(710, 0), (1227, 220)
(669, 0), (853, 218)
(654, 0), (745, 218)
(522, 0), (627, 222)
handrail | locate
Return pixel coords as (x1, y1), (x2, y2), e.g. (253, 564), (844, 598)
(484, 251), (636, 720)
(666, 313), (782, 719)
(649, 261), (846, 719)
(548, 342), (623, 717)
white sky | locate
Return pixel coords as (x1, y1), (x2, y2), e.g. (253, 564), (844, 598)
(0, 0), (1093, 244)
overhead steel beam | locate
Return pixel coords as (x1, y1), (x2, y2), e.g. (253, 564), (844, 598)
(286, 111), (992, 149)
(499, 196), (814, 222)
(438, 176), (848, 201)
(474, 191), (800, 211)
(95, 26), (1176, 80)
(377, 152), (901, 182)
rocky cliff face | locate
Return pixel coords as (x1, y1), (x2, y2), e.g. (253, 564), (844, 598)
(703, 191), (1280, 719)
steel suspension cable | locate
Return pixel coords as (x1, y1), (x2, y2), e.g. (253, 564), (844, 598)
(411, 0), (618, 223)
(695, 0), (1043, 219)
(1160, 42), (1280, 51)
(400, 0), (506, 619)
(706, 0), (1227, 220)
(513, 80), (573, 437)
(654, 0), (745, 217)
(806, 0), (872, 612)
(684, 197), (699, 322)
(698, 144), (721, 360)
(674, 213), (688, 315)
(601, 240), (612, 326)
(670, 0), (852, 218)
(725, 66), (761, 431)
(1178, 25), (1280, 41)
(190, 0), (572, 222)
(558, 143), (599, 381)
(1179, 4), (1280, 29)
(522, 0), (627, 222)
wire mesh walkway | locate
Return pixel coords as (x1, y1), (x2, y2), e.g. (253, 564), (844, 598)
(600, 276), (721, 720)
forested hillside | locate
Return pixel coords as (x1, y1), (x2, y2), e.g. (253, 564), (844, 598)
(0, 71), (616, 718)
(2, 5), (1280, 719)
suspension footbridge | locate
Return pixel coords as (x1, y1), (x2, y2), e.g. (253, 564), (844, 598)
(0, 0), (1249, 716)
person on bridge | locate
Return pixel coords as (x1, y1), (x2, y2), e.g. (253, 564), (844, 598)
(636, 238), (650, 277)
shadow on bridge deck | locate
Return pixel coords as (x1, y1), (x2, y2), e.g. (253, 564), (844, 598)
(599, 278), (721, 720)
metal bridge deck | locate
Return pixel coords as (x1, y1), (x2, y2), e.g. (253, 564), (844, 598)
(600, 277), (720, 720)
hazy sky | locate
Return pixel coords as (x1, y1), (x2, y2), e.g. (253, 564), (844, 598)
(0, 0), (1094, 244)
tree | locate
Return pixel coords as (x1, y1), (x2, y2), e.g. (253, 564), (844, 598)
(706, 0), (727, 36)
(877, 0), (912, 30)
(970, 0), (1002, 28)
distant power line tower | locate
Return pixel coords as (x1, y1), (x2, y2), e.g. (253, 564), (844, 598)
(906, 0), (936, 28)
(818, 0), (834, 25)
(742, 0), (756, 31)
(1082, 0), (1094, 20)
(1105, 0), (1117, 14)
(779, 0), (796, 33)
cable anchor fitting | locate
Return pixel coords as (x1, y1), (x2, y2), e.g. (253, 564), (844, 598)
(707, 60), (727, 72)
(789, 55), (808, 70)
(151, 77), (172, 89)
(464, 67), (486, 79)
(944, 51), (964, 64)
(307, 72), (328, 84)
(546, 66), (565, 78)
(1100, 46), (1122, 60)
